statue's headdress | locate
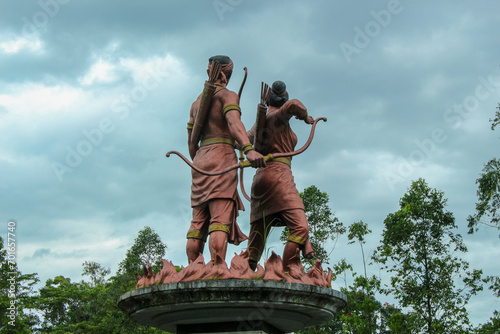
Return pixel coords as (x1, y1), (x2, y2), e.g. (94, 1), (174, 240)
(269, 80), (289, 107)
(208, 55), (233, 82)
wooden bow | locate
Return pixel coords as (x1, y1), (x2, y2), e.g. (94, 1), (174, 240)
(166, 117), (327, 176)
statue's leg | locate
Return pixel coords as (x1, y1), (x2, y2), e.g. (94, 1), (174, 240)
(186, 205), (209, 263)
(281, 209), (314, 272)
(186, 239), (205, 263)
(247, 218), (266, 270)
(208, 231), (228, 262)
(282, 241), (301, 272)
(207, 199), (232, 262)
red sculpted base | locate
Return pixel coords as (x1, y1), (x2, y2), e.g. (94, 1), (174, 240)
(135, 250), (333, 289)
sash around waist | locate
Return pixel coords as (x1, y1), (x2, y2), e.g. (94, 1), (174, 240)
(200, 137), (236, 147)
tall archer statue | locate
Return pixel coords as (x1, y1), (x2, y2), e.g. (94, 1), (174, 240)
(185, 55), (265, 264)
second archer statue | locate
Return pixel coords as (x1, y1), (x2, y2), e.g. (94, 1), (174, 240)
(246, 80), (317, 273)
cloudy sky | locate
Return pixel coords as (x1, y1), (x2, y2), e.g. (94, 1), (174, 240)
(1, 0), (499, 327)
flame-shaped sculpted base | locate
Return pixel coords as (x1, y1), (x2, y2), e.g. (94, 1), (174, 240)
(136, 251), (332, 289)
(156, 259), (178, 284)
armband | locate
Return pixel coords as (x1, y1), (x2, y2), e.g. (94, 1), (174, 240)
(187, 122), (194, 130)
(241, 144), (254, 155)
(222, 104), (241, 116)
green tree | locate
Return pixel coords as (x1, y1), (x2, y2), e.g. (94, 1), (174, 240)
(95, 226), (169, 333)
(467, 105), (500, 329)
(36, 272), (165, 333)
(347, 221), (371, 281)
(379, 302), (421, 334)
(374, 179), (483, 333)
(341, 221), (380, 334)
(474, 311), (500, 333)
(340, 275), (382, 334)
(467, 158), (500, 234)
(35, 226), (169, 334)
(82, 261), (110, 287)
(468, 106), (500, 235)
(489, 103), (500, 131)
(118, 226), (167, 276)
(332, 258), (353, 291)
(37, 275), (96, 331)
(0, 235), (39, 333)
(280, 185), (345, 268)
(341, 221), (411, 334)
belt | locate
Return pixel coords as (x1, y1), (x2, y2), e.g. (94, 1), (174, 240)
(269, 157), (291, 167)
(200, 137), (236, 147)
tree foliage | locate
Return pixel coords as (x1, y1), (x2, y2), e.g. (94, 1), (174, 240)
(37, 275), (97, 331)
(467, 104), (500, 327)
(469, 143), (500, 230)
(340, 275), (382, 334)
(467, 158), (500, 234)
(342, 221), (380, 333)
(82, 261), (110, 287)
(34, 227), (167, 333)
(341, 221), (417, 334)
(2, 177), (497, 333)
(286, 189), (422, 333)
(118, 226), (167, 276)
(490, 103), (500, 131)
(0, 236), (39, 333)
(474, 311), (500, 334)
(347, 220), (371, 279)
(35, 273), (164, 333)
(0, 227), (168, 333)
(374, 179), (483, 333)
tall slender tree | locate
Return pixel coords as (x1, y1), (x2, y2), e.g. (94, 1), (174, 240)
(347, 221), (371, 280)
(374, 179), (483, 333)
(468, 104), (500, 332)
(343, 221), (379, 333)
(468, 105), (500, 235)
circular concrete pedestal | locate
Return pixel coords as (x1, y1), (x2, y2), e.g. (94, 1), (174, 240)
(118, 280), (347, 333)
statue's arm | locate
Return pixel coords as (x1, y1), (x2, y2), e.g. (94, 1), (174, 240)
(280, 99), (308, 121)
(223, 91), (265, 167)
(235, 123), (255, 151)
(221, 91), (249, 146)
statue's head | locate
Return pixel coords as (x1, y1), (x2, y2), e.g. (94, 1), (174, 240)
(208, 55), (233, 83)
(268, 80), (289, 107)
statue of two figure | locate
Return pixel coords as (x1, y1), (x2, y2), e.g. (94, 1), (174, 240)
(183, 55), (316, 273)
